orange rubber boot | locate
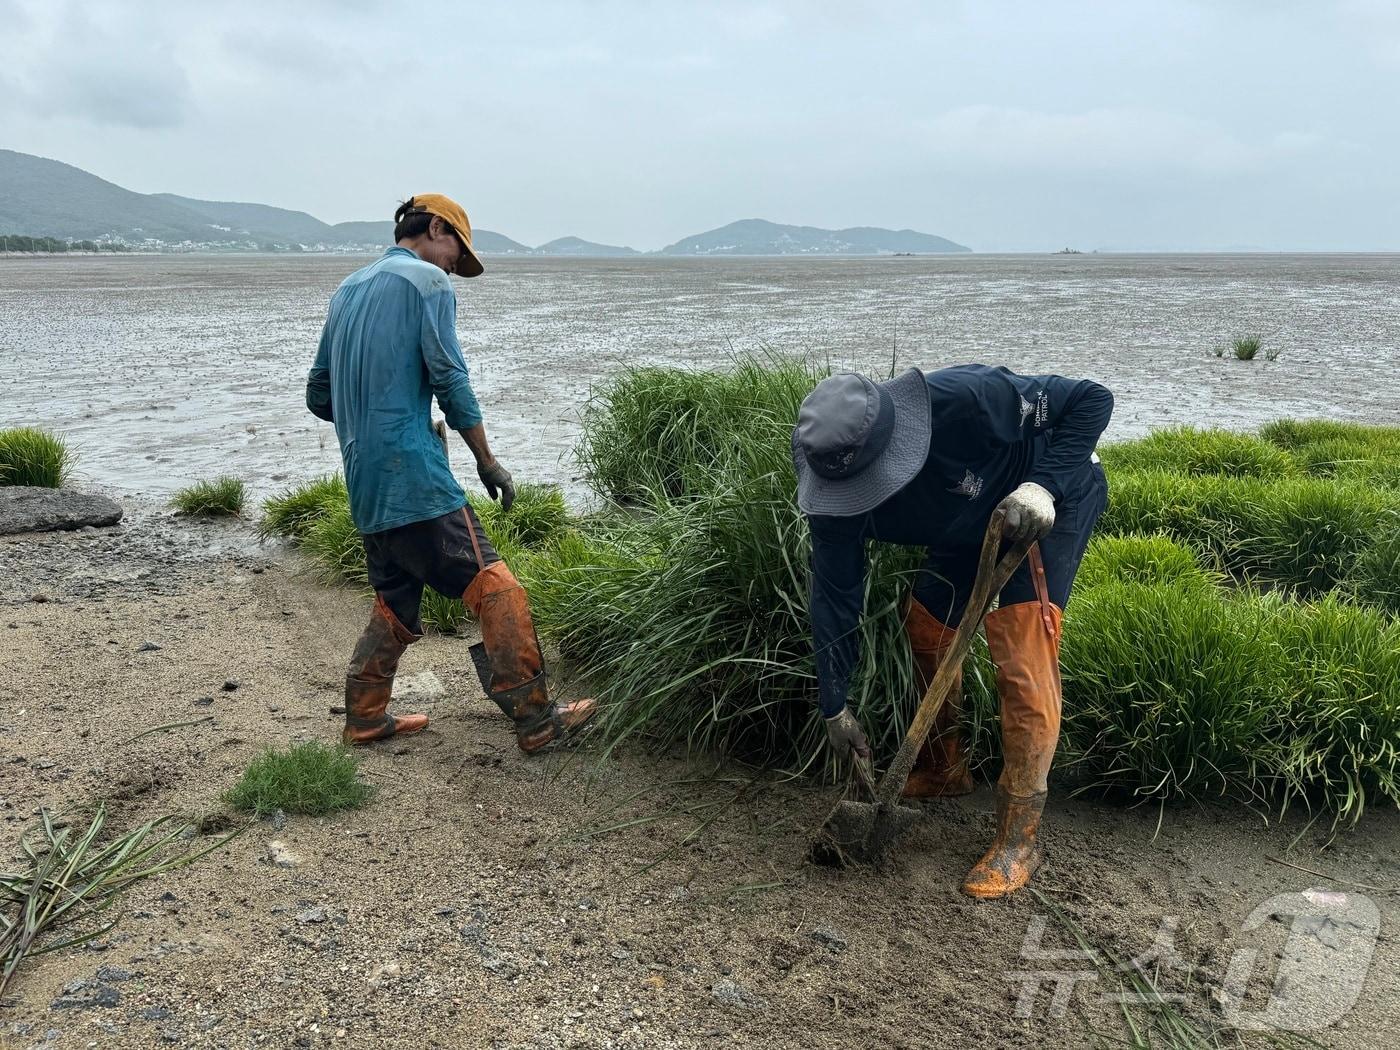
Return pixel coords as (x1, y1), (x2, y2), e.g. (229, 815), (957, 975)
(342, 595), (430, 745)
(962, 600), (1062, 899)
(901, 598), (974, 799)
(464, 562), (598, 753)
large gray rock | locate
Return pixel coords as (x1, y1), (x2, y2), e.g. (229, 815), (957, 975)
(0, 486), (123, 535)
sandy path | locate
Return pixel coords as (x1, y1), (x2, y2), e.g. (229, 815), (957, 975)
(2, 514), (1397, 1049)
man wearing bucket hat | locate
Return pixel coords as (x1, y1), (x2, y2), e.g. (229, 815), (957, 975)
(306, 194), (597, 753)
(793, 365), (1112, 898)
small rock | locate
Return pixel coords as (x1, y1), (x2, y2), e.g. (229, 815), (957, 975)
(393, 671), (445, 704)
(192, 696), (214, 707)
(91, 986), (121, 1008)
(222, 678), (240, 691)
(264, 840), (301, 869)
(366, 961), (401, 989)
(809, 926), (848, 953)
(137, 641), (161, 652)
(710, 978), (763, 1009)
(296, 906), (328, 925)
(31, 593), (49, 603)
(482, 953), (521, 980)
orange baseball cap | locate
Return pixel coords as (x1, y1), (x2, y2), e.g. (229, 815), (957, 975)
(403, 193), (485, 278)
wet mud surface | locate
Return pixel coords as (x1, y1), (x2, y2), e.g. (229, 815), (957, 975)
(3, 253), (1399, 506)
(2, 515), (1398, 1048)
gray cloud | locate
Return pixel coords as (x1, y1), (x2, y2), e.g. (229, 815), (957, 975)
(0, 1), (1396, 250)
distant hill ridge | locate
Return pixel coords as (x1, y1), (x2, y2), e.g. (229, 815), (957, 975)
(0, 149), (970, 255)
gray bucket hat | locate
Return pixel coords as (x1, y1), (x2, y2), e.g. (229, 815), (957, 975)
(791, 368), (931, 516)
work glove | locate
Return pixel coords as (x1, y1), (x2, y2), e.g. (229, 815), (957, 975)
(824, 707), (872, 761)
(998, 482), (1056, 542)
(478, 459), (516, 512)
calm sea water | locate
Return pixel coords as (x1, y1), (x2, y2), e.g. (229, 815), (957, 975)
(2, 253), (1397, 503)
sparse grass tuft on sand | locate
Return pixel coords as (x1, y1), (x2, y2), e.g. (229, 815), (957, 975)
(0, 427), (72, 488)
(225, 741), (371, 816)
(172, 476), (245, 516)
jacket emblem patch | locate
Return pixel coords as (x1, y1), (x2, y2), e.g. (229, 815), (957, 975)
(949, 470), (985, 499)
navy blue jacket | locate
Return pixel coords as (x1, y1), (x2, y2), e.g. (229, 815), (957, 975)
(806, 365), (1114, 716)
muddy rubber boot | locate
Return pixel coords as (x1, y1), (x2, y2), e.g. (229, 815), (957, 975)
(962, 599), (1063, 898)
(901, 598), (974, 798)
(464, 562), (598, 753)
(342, 595), (430, 745)
(962, 787), (1048, 899)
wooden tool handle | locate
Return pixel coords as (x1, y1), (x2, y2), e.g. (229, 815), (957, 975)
(874, 509), (1035, 806)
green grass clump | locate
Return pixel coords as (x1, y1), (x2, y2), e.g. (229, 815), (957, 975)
(300, 500), (368, 584)
(1055, 580), (1289, 807)
(963, 583), (1400, 822)
(1101, 471), (1397, 595)
(1232, 335), (1261, 360)
(0, 427), (72, 488)
(539, 358), (1400, 821)
(1098, 427), (1297, 479)
(1258, 418), (1400, 451)
(225, 741), (371, 816)
(171, 476), (245, 516)
(1341, 514), (1400, 615)
(258, 474), (347, 539)
(575, 357), (824, 502)
(1075, 534), (1218, 592)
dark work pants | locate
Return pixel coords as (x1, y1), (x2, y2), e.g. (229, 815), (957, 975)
(362, 505), (500, 635)
(912, 462), (1108, 627)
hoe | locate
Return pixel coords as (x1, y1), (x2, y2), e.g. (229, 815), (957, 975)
(815, 508), (1036, 867)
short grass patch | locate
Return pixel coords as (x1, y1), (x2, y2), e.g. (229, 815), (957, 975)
(258, 473), (347, 540)
(172, 476), (245, 516)
(1232, 335), (1261, 360)
(1097, 427), (1297, 480)
(0, 427), (72, 488)
(225, 741), (371, 816)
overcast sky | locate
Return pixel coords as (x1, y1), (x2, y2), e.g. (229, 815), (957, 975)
(2, 1), (1397, 251)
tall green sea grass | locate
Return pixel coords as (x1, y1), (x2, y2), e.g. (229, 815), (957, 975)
(263, 360), (1400, 820)
(0, 427), (72, 488)
(528, 360), (1400, 819)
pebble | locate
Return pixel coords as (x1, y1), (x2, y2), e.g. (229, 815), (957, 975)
(137, 640), (161, 652)
(709, 978), (763, 1009)
(192, 696), (214, 706)
(222, 678), (240, 691)
(264, 840), (302, 869)
(809, 926), (849, 953)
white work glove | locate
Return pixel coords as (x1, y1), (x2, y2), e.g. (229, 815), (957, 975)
(998, 482), (1056, 542)
(824, 708), (872, 761)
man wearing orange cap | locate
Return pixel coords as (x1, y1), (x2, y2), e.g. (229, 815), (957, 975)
(306, 194), (597, 753)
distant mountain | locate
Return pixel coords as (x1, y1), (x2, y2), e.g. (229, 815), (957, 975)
(660, 218), (969, 255)
(151, 193), (335, 243)
(473, 230), (534, 254)
(0, 150), (523, 251)
(0, 149), (217, 242)
(537, 236), (638, 256)
(1, 150), (973, 256)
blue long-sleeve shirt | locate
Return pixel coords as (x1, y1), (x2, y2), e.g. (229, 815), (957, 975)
(306, 247), (483, 534)
(805, 365), (1114, 716)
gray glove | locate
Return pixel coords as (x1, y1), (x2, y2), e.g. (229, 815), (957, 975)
(998, 482), (1056, 542)
(824, 708), (872, 761)
(478, 459), (515, 512)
